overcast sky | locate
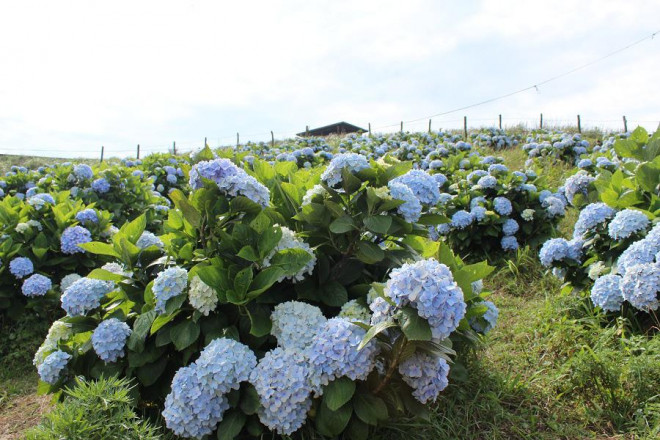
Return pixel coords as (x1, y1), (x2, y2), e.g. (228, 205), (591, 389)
(0, 0), (658, 158)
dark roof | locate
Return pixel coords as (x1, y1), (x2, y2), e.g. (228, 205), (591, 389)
(297, 121), (366, 137)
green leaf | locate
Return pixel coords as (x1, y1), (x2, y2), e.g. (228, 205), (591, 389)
(400, 307), (432, 341)
(136, 357), (167, 386)
(330, 215), (357, 233)
(353, 394), (388, 425)
(86, 268), (125, 282)
(237, 245), (259, 262)
(417, 213), (451, 226)
(324, 377), (356, 411)
(233, 267), (253, 298)
(247, 266), (286, 298)
(321, 281), (348, 307)
(77, 242), (120, 258)
(170, 189), (201, 227)
(315, 399), (352, 437)
(171, 320), (200, 351)
(257, 226), (282, 259)
(246, 303), (272, 337)
(346, 417), (370, 440)
(239, 385), (260, 415)
(364, 215), (392, 234)
(358, 321), (397, 350)
(355, 241), (385, 264)
(127, 310), (157, 352)
(216, 410), (246, 440)
(269, 248), (313, 278)
(121, 214), (147, 244)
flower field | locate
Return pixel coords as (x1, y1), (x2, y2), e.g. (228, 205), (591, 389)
(0, 125), (658, 439)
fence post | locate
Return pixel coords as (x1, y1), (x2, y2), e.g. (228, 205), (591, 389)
(623, 116), (628, 132)
(271, 131), (274, 147)
(428, 119), (432, 134)
(368, 123), (371, 137)
(306, 125), (309, 137)
(204, 137), (207, 148)
(136, 144), (140, 159)
(463, 116), (468, 140)
(499, 114), (502, 130)
(173, 141), (176, 155)
(236, 133), (239, 148)
(577, 114), (581, 133)
(540, 113), (543, 129)
(100, 146), (104, 163)
(400, 121), (403, 133)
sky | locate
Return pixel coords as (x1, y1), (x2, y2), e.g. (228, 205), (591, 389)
(0, 0), (659, 158)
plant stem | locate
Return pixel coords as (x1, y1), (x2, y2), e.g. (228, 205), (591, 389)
(373, 337), (407, 395)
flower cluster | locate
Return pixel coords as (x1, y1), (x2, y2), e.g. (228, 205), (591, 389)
(263, 227), (317, 282)
(188, 276), (218, 316)
(153, 267), (188, 313)
(75, 208), (98, 224)
(33, 321), (72, 367)
(391, 170), (441, 205)
(9, 257), (34, 279)
(92, 318), (132, 363)
(573, 203), (616, 238)
(136, 231), (163, 249)
(91, 177), (111, 193)
(60, 277), (114, 316)
(320, 153), (369, 187)
(469, 300), (499, 334)
(607, 209), (650, 240)
(398, 352), (450, 404)
(388, 182), (422, 223)
(60, 226), (92, 254)
(21, 273), (52, 297)
(189, 158), (270, 207)
(270, 301), (327, 351)
(37, 350), (71, 385)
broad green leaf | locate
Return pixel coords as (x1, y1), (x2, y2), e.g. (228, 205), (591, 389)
(321, 281), (348, 307)
(330, 215), (357, 234)
(216, 410), (246, 440)
(324, 377), (356, 411)
(356, 241), (385, 264)
(358, 320), (397, 350)
(78, 242), (120, 258)
(400, 307), (432, 341)
(171, 320), (200, 351)
(315, 399), (352, 437)
(353, 394), (388, 425)
(170, 189), (201, 227)
(363, 215), (392, 234)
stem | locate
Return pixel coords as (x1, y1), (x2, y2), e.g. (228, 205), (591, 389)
(373, 337), (407, 395)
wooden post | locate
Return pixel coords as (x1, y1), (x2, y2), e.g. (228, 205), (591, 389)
(236, 133), (239, 148)
(136, 144), (140, 159)
(173, 141), (176, 155)
(100, 146), (104, 163)
(577, 114), (581, 133)
(306, 125), (309, 137)
(428, 119), (432, 134)
(400, 121), (403, 133)
(204, 137), (207, 147)
(540, 113), (543, 129)
(463, 116), (468, 140)
(271, 131), (274, 147)
(499, 114), (502, 130)
(623, 116), (628, 132)
(368, 123), (371, 137)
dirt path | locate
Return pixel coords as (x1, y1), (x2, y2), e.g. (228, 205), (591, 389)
(0, 394), (51, 439)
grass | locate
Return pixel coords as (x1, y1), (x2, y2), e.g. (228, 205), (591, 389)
(0, 154), (117, 174)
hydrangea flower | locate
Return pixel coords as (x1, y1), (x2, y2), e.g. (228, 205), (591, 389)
(33, 321), (72, 367)
(302, 184), (326, 205)
(389, 182), (422, 223)
(22, 274), (52, 297)
(488, 164), (508, 174)
(398, 352), (450, 404)
(163, 366), (229, 439)
(391, 170), (441, 205)
(73, 164), (93, 180)
(38, 350), (71, 385)
(477, 175), (497, 189)
(521, 208), (535, 221)
(153, 267), (188, 313)
(166, 174), (178, 184)
(386, 259), (466, 340)
(60, 274), (81, 292)
(493, 197), (512, 216)
(320, 153), (369, 187)
(590, 274), (624, 312)
(194, 338), (257, 396)
(271, 301), (326, 350)
(9, 257), (34, 279)
(617, 237), (659, 276)
(539, 238), (570, 267)
(136, 231), (163, 249)
(92, 318), (131, 363)
(573, 203), (616, 238)
(61, 277), (114, 316)
(338, 299), (372, 323)
(434, 173), (448, 187)
(472, 279), (484, 295)
(27, 193), (55, 209)
(91, 177), (111, 193)
(608, 209), (650, 240)
(470, 300), (499, 334)
(60, 226), (92, 254)
(621, 263), (660, 311)
(250, 348), (314, 435)
(75, 208), (98, 224)
(471, 206), (487, 222)
(188, 276), (218, 316)
(369, 296), (395, 325)
(451, 210), (473, 229)
(502, 219), (519, 236)
(262, 227), (316, 283)
(564, 172), (594, 205)
(307, 318), (378, 387)
(542, 196), (566, 218)
(501, 235), (519, 251)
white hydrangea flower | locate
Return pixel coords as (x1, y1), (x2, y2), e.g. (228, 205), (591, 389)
(338, 300), (371, 323)
(263, 226), (316, 283)
(15, 223), (30, 233)
(33, 321), (72, 367)
(60, 273), (82, 292)
(301, 185), (326, 206)
(188, 276), (218, 316)
(521, 209), (535, 221)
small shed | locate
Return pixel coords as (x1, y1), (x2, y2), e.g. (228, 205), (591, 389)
(297, 121), (366, 137)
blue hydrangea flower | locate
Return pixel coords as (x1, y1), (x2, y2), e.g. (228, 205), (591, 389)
(477, 175), (497, 189)
(91, 178), (110, 193)
(467, 170), (488, 182)
(470, 300), (498, 333)
(566, 238), (584, 262)
(398, 352), (450, 404)
(307, 318), (378, 387)
(188, 159), (270, 207)
(9, 257), (34, 279)
(391, 170), (441, 205)
(621, 263), (660, 311)
(471, 206), (487, 221)
(564, 172), (594, 205)
(451, 210), (473, 229)
(132, 170), (144, 178)
(136, 231), (163, 249)
(493, 197), (512, 216)
(320, 153), (369, 187)
(73, 164), (93, 180)
(607, 209), (650, 240)
(573, 203), (616, 238)
(92, 318), (131, 363)
(501, 235), (519, 251)
(22, 274), (52, 297)
(539, 238), (570, 267)
(61, 277), (114, 316)
(189, 159), (237, 190)
(27, 193), (55, 209)
(250, 348), (314, 435)
(194, 338), (257, 396)
(542, 196), (566, 218)
(577, 159), (593, 169)
(163, 366), (229, 439)
(153, 267), (188, 313)
(386, 259), (466, 340)
(224, 173), (271, 207)
(166, 173), (178, 184)
(389, 182), (422, 223)
(270, 301), (326, 351)
(617, 237), (659, 276)
(37, 350), (71, 385)
(538, 190), (552, 203)
(433, 173), (448, 187)
(487, 164), (508, 174)
(61, 225), (92, 254)
(502, 219), (519, 236)
(75, 208), (98, 224)
(590, 274), (624, 312)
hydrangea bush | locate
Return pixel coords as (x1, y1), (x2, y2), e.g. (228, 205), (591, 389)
(37, 150), (498, 439)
